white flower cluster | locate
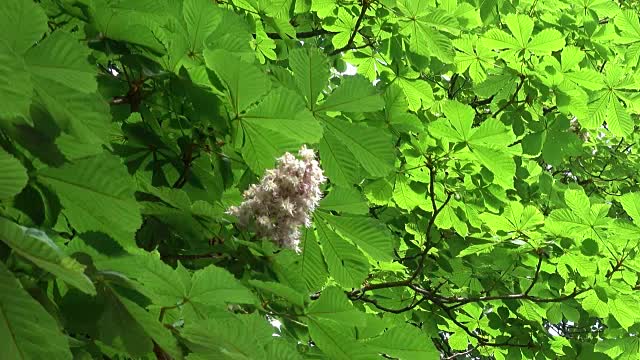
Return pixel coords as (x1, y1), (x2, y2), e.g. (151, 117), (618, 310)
(227, 146), (326, 252)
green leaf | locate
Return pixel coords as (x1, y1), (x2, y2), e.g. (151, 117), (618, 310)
(504, 13), (533, 48)
(307, 318), (368, 360)
(323, 118), (394, 177)
(607, 96), (633, 136)
(299, 227), (329, 292)
(204, 49), (271, 114)
(306, 287), (365, 325)
(108, 289), (183, 359)
(315, 218), (368, 289)
(0, 218), (96, 294)
(317, 212), (394, 261)
(249, 280), (305, 307)
(0, 261), (73, 360)
(619, 192), (640, 224)
(0, 149), (28, 200)
(188, 265), (257, 310)
(182, 313), (272, 359)
(469, 145), (515, 189)
(240, 124), (299, 174)
(442, 100), (475, 141)
(320, 186), (368, 214)
(289, 47), (330, 110)
(318, 130), (361, 185)
(393, 175), (425, 210)
(25, 32), (97, 93)
(363, 324), (440, 360)
(184, 0), (222, 52)
(396, 78), (434, 112)
(0, 0), (48, 54)
(242, 88), (323, 143)
(0, 40), (32, 119)
(134, 254), (187, 306)
(37, 154), (142, 247)
(316, 76), (384, 113)
(527, 29), (565, 53)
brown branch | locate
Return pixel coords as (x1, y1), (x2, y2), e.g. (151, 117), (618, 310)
(492, 75), (525, 118)
(443, 346), (476, 360)
(447, 74), (459, 99)
(430, 287), (591, 310)
(266, 28), (333, 39)
(330, 0), (370, 55)
(359, 295), (427, 314)
(161, 253), (223, 261)
(172, 144), (197, 188)
(524, 254), (543, 295)
(409, 163), (452, 283)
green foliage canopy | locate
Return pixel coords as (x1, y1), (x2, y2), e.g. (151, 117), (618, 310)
(1, 0), (640, 359)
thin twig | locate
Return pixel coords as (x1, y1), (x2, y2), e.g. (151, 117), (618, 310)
(330, 0), (370, 55)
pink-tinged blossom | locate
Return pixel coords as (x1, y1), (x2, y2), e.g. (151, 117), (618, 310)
(227, 146), (326, 252)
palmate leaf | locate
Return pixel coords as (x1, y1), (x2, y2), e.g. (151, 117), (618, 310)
(429, 102), (517, 188)
(0, 0), (48, 54)
(527, 29), (565, 53)
(306, 287), (365, 325)
(315, 75), (384, 113)
(31, 78), (113, 144)
(89, 2), (165, 52)
(469, 145), (515, 189)
(0, 217), (96, 295)
(239, 122), (299, 174)
(453, 35), (492, 83)
(248, 279), (305, 307)
(187, 265), (257, 311)
(482, 14), (564, 54)
(184, 0), (222, 52)
(504, 13), (533, 48)
(96, 283), (183, 359)
(319, 186), (368, 215)
(322, 117), (395, 178)
(37, 154), (142, 247)
(204, 8), (253, 61)
(619, 192), (640, 224)
(614, 10), (640, 44)
(316, 212), (394, 262)
(393, 174), (425, 211)
(0, 148), (28, 200)
(315, 217), (368, 289)
(204, 49), (271, 115)
(607, 95), (634, 136)
(0, 262), (72, 360)
(289, 47), (330, 110)
(242, 88), (323, 143)
(362, 324), (440, 360)
(238, 87), (323, 172)
(318, 129), (361, 185)
(182, 313), (274, 359)
(0, 40), (32, 119)
(112, 292), (183, 360)
(299, 227), (329, 291)
(395, 78), (434, 112)
(25, 31), (97, 93)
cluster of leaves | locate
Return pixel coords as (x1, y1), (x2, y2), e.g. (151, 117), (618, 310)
(1, 0), (640, 359)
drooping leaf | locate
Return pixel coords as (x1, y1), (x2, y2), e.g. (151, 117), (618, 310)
(0, 261), (73, 360)
(0, 0), (48, 54)
(0, 217), (96, 295)
(0, 148), (28, 200)
(315, 217), (368, 289)
(37, 154), (142, 247)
